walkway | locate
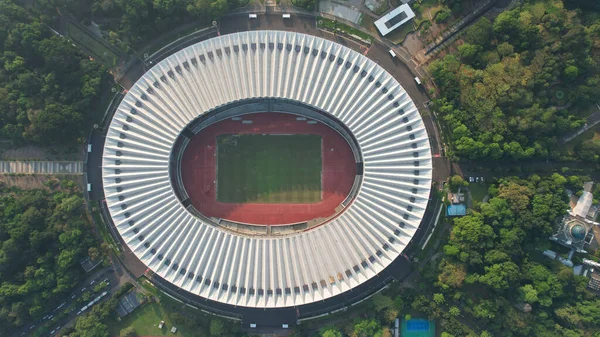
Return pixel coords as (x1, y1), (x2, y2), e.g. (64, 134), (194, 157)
(0, 161), (83, 174)
(561, 105), (600, 145)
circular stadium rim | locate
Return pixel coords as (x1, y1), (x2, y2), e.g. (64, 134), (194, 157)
(101, 30), (433, 309)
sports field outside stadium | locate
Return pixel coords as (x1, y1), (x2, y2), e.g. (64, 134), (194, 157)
(216, 134), (322, 203)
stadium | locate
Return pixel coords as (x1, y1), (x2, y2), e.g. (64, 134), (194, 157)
(101, 30), (432, 316)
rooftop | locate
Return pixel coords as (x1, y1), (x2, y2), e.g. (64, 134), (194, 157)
(374, 4), (416, 36)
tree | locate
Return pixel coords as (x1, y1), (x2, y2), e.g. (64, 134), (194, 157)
(433, 293), (445, 305)
(519, 284), (539, 303)
(352, 319), (380, 337)
(478, 262), (520, 290)
(210, 0), (229, 18)
(435, 7), (452, 23)
(449, 306), (461, 317)
(209, 319), (225, 336)
(564, 65), (579, 81)
(458, 43), (480, 65)
(30, 103), (84, 144)
(71, 313), (109, 337)
(465, 17), (492, 47)
(321, 327), (343, 337)
(449, 175), (468, 191)
(120, 326), (137, 337)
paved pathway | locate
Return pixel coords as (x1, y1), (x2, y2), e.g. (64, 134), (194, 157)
(561, 106), (600, 145)
(0, 161), (83, 174)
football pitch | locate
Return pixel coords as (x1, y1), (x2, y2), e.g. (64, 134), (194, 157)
(216, 134), (322, 203)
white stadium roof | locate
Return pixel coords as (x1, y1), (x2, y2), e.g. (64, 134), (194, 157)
(102, 30), (432, 308)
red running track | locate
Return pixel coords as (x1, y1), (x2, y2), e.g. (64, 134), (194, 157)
(180, 112), (357, 225)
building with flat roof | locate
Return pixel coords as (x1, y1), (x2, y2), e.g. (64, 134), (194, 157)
(551, 182), (599, 253)
(374, 4), (416, 36)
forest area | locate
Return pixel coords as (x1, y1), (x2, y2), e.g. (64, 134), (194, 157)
(46, 0), (246, 52)
(0, 0), (109, 145)
(0, 180), (99, 332)
(429, 0), (600, 162)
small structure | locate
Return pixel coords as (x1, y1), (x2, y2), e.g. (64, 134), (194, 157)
(115, 291), (141, 318)
(446, 204), (466, 217)
(171, 326), (177, 333)
(158, 321), (164, 329)
(588, 271), (600, 292)
(448, 188), (465, 204)
(374, 4), (416, 37)
(79, 257), (102, 273)
(550, 182), (599, 253)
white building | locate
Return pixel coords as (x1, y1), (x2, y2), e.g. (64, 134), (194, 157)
(374, 4), (416, 36)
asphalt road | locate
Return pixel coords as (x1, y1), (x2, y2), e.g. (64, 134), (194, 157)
(15, 267), (121, 337)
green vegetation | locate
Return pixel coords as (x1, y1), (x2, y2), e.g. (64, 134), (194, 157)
(0, 0), (109, 145)
(40, 0), (243, 51)
(217, 134), (322, 203)
(292, 0), (316, 10)
(429, 1), (600, 162)
(91, 207), (121, 255)
(433, 174), (600, 336)
(108, 302), (190, 337)
(468, 183), (489, 203)
(319, 17), (372, 42)
(67, 22), (120, 66)
(0, 180), (99, 331)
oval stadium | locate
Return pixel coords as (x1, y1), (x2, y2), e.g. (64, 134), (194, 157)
(100, 30), (432, 314)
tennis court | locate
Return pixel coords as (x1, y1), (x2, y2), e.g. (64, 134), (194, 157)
(401, 318), (435, 337)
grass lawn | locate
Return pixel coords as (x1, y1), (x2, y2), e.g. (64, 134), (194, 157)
(386, 21), (417, 44)
(217, 134), (322, 203)
(67, 22), (119, 66)
(318, 17), (372, 42)
(359, 15), (380, 36)
(107, 302), (192, 337)
(564, 123), (600, 153)
(469, 183), (489, 204)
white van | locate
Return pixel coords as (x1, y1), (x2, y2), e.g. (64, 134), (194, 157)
(282, 14), (291, 19)
(87, 184), (92, 192)
(414, 77), (422, 85)
(87, 144), (92, 152)
(389, 49), (396, 58)
(249, 14), (257, 19)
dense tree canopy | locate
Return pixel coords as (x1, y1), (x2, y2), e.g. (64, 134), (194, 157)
(0, 181), (97, 331)
(41, 0), (243, 50)
(436, 174), (600, 336)
(429, 0), (600, 161)
(0, 0), (108, 145)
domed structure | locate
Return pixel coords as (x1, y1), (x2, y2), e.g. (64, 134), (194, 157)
(570, 223), (587, 241)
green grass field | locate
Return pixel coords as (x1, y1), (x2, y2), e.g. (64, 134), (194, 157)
(67, 22), (119, 66)
(107, 302), (192, 337)
(216, 134), (322, 203)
